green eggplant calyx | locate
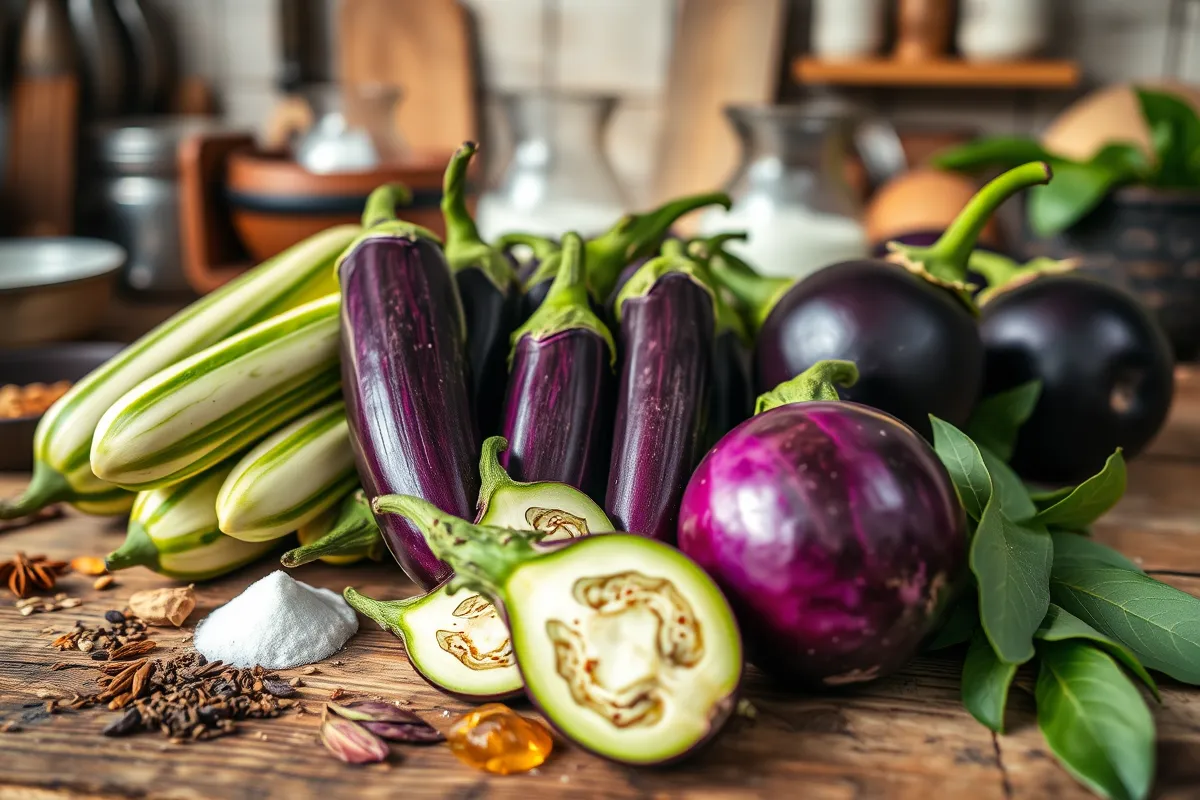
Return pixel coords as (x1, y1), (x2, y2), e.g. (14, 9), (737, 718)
(510, 232), (616, 367)
(686, 234), (754, 343)
(105, 521), (161, 572)
(706, 248), (790, 335)
(613, 245), (720, 327)
(442, 142), (518, 292)
(523, 249), (562, 292)
(496, 233), (561, 264)
(755, 360), (860, 414)
(972, 253), (1079, 306)
(282, 492), (383, 567)
(347, 183), (441, 253)
(343, 587), (419, 638)
(586, 191), (733, 301)
(887, 161), (1053, 307)
(0, 465), (70, 520)
(372, 494), (539, 600)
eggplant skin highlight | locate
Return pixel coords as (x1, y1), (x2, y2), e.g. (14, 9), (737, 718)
(678, 400), (966, 687)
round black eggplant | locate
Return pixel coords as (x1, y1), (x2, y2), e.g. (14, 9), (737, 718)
(981, 275), (1174, 484)
(755, 260), (983, 439)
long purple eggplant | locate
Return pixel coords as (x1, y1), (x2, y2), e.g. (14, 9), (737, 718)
(521, 191), (731, 318)
(338, 184), (479, 589)
(605, 239), (716, 542)
(442, 142), (521, 437)
(501, 232), (615, 501)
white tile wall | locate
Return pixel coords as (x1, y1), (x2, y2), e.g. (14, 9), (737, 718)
(159, 0), (1200, 190)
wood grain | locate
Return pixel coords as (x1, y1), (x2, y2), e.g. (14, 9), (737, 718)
(792, 58), (1081, 89)
(2, 445), (1199, 798)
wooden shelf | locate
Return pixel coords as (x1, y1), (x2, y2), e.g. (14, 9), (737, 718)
(793, 57), (1081, 89)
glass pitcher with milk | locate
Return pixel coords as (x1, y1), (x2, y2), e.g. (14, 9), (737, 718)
(700, 100), (904, 279)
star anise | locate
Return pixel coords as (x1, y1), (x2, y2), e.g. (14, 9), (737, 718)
(0, 552), (69, 598)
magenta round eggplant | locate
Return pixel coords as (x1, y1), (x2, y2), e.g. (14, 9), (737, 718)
(677, 401), (966, 687)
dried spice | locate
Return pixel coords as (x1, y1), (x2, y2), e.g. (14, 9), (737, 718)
(1, 553), (69, 598)
(320, 713), (390, 764)
(93, 575), (115, 591)
(129, 586), (195, 627)
(70, 556), (108, 576)
(327, 701), (444, 743)
(77, 653), (298, 741)
(15, 593), (81, 615)
(51, 609), (150, 657)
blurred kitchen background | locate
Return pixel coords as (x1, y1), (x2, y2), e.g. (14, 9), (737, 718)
(0, 0), (1199, 353)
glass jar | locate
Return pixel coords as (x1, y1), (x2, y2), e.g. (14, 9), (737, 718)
(699, 100), (904, 280)
(475, 91), (627, 241)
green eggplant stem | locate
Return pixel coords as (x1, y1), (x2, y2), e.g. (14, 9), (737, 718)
(371, 494), (539, 600)
(969, 251), (1025, 289)
(708, 255), (791, 334)
(585, 190), (732, 301)
(441, 142), (481, 249)
(756, 360), (860, 414)
(496, 233), (560, 262)
(362, 183), (413, 228)
(105, 521), (159, 572)
(476, 436), (518, 517)
(0, 466), (69, 521)
(281, 493), (383, 568)
(509, 234), (616, 365)
(894, 161), (1052, 287)
(343, 587), (419, 637)
(687, 231), (749, 261)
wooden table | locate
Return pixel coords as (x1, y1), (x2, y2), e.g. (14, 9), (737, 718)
(3, 380), (1200, 798)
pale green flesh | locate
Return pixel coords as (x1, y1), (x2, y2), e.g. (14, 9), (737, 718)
(478, 484), (614, 535)
(34, 226), (356, 496)
(91, 295), (341, 489)
(216, 402), (356, 541)
(502, 535), (742, 764)
(398, 588), (524, 698)
(123, 463), (275, 580)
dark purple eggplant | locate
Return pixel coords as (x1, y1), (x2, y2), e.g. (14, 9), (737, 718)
(501, 232), (615, 501)
(442, 143), (522, 437)
(605, 240), (716, 542)
(711, 163), (1052, 439)
(338, 183), (479, 589)
(521, 192), (731, 317)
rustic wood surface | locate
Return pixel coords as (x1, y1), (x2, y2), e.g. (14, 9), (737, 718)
(2, 382), (1200, 798)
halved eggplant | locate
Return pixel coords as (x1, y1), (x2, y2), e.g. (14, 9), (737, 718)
(370, 494), (743, 766)
(345, 436), (615, 702)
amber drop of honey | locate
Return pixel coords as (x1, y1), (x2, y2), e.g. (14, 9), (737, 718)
(447, 703), (553, 775)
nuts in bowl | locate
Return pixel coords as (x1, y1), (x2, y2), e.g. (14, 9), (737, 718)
(0, 381), (73, 419)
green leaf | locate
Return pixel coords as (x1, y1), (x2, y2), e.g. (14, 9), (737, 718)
(1036, 640), (1154, 800)
(962, 629), (1017, 732)
(966, 381), (1041, 462)
(980, 446), (1037, 521)
(1089, 141), (1151, 180)
(932, 137), (1057, 172)
(1052, 532), (1143, 573)
(1036, 603), (1159, 699)
(971, 499), (1052, 664)
(1050, 564), (1200, 684)
(927, 596), (979, 651)
(1136, 87), (1200, 187)
(1030, 484), (1074, 509)
(930, 416), (991, 521)
(1028, 160), (1125, 237)
(1034, 450), (1126, 529)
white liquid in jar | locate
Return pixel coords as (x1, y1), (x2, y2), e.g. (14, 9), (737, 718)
(475, 195), (625, 242)
(700, 204), (869, 280)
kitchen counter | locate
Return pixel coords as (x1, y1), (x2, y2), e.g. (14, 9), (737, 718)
(2, 373), (1200, 798)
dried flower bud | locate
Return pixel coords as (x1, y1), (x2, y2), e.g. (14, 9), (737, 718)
(320, 714), (389, 764)
(129, 586), (195, 627)
(327, 701), (444, 743)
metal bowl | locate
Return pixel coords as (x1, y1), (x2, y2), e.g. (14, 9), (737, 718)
(0, 342), (126, 471)
(0, 238), (126, 347)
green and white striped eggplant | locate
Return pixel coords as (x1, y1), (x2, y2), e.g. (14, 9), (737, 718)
(283, 489), (385, 567)
(105, 462), (277, 581)
(91, 294), (343, 491)
(0, 225), (359, 520)
(216, 400), (357, 542)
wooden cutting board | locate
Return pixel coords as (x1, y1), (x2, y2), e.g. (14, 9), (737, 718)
(337, 0), (477, 155)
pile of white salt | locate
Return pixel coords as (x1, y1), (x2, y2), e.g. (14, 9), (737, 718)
(193, 570), (358, 669)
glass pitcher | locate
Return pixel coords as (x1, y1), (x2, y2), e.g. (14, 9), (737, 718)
(476, 91), (628, 241)
(290, 82), (408, 174)
(699, 99), (905, 279)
